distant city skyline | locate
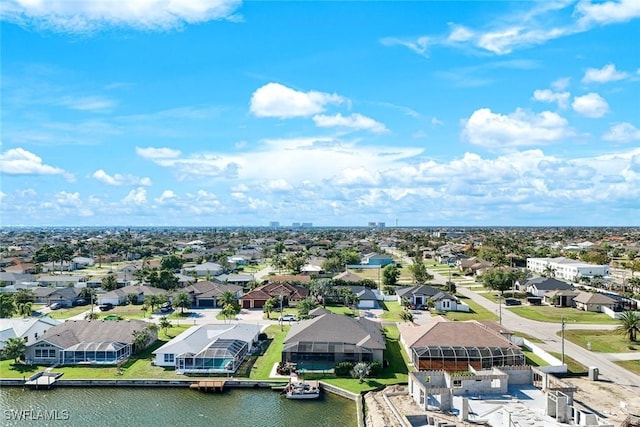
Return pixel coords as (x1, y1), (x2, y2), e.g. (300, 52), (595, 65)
(1, 1), (639, 226)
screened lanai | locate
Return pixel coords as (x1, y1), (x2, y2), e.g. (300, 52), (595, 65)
(176, 339), (248, 374)
(412, 345), (525, 371)
(282, 341), (375, 370)
(61, 341), (132, 365)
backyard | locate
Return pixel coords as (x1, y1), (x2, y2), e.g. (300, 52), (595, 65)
(436, 296), (498, 321)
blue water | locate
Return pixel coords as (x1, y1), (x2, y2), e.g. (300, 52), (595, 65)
(1, 386), (357, 427)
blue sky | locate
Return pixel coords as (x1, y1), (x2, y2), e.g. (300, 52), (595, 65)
(1, 0), (639, 227)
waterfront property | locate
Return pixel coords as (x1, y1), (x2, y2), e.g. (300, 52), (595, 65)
(399, 316), (525, 371)
(282, 313), (385, 370)
(25, 319), (156, 365)
(153, 323), (261, 374)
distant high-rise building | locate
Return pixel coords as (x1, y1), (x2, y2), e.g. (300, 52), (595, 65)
(292, 222), (301, 227)
(269, 221), (280, 228)
(301, 222), (313, 228)
(368, 222), (377, 228)
(377, 222), (385, 229)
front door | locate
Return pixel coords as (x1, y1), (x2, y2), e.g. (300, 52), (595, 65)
(178, 358), (185, 370)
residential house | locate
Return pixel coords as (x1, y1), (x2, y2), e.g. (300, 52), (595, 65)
(183, 281), (243, 308)
(333, 271), (364, 283)
(0, 317), (61, 349)
(573, 291), (618, 312)
(457, 256), (493, 276)
(33, 287), (82, 307)
(37, 275), (85, 288)
(431, 291), (470, 312)
(71, 257), (94, 269)
(282, 313), (386, 370)
(266, 275), (311, 285)
(96, 285), (169, 306)
(26, 319), (156, 365)
(215, 273), (254, 288)
(522, 277), (574, 298)
(240, 282), (309, 309)
(0, 272), (36, 286)
(153, 323), (261, 374)
(396, 285), (442, 308)
(399, 316), (525, 371)
(543, 289), (580, 307)
(182, 262), (223, 278)
(336, 286), (379, 309)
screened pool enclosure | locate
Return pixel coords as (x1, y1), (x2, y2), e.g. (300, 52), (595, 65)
(412, 345), (525, 371)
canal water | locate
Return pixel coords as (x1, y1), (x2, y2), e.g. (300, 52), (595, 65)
(1, 387), (357, 426)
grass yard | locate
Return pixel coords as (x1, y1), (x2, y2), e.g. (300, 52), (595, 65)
(379, 300), (406, 322)
(249, 325), (290, 379)
(0, 326), (192, 380)
(481, 292), (527, 304)
(47, 305), (91, 319)
(509, 305), (619, 324)
(614, 360), (640, 376)
(560, 329), (638, 353)
(98, 304), (148, 320)
(437, 296), (498, 321)
(512, 331), (545, 344)
(522, 349), (549, 367)
(549, 351), (588, 375)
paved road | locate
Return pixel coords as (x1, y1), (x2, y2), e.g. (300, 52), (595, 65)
(388, 249), (640, 390)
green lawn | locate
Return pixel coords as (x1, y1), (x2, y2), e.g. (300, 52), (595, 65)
(615, 360), (640, 376)
(509, 306), (619, 324)
(0, 326), (192, 380)
(560, 329), (639, 353)
(47, 305), (91, 319)
(249, 325), (290, 379)
(481, 292), (527, 304)
(549, 351), (588, 374)
(513, 331), (545, 344)
(98, 304), (148, 320)
(521, 349), (548, 367)
(379, 300), (405, 322)
(437, 296), (498, 321)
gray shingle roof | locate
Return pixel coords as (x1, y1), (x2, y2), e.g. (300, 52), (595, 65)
(38, 319), (149, 349)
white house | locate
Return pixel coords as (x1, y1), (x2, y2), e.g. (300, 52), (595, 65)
(71, 257), (95, 269)
(153, 323), (261, 374)
(522, 277), (575, 298)
(182, 262), (223, 277)
(0, 317), (61, 349)
(526, 257), (609, 282)
(432, 292), (470, 312)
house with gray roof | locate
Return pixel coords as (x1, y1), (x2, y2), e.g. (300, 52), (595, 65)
(573, 291), (618, 312)
(96, 285), (169, 306)
(25, 319), (156, 365)
(182, 262), (223, 277)
(282, 313), (385, 370)
(522, 277), (574, 298)
(33, 286), (82, 307)
(183, 281), (243, 308)
(153, 323), (261, 374)
(396, 285), (442, 307)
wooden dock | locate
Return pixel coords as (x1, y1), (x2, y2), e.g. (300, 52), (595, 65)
(24, 370), (62, 389)
(190, 380), (226, 392)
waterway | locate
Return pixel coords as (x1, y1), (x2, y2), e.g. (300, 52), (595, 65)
(1, 387), (357, 426)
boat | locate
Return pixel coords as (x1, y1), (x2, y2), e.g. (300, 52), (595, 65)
(284, 373), (320, 400)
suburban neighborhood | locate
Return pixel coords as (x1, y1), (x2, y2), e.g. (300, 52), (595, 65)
(1, 226), (640, 426)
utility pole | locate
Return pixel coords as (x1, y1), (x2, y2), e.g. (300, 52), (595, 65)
(279, 294), (284, 331)
(499, 297), (502, 325)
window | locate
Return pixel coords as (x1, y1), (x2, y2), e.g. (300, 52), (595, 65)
(35, 349), (56, 358)
(164, 354), (175, 363)
(453, 379), (462, 388)
(23, 336), (28, 342)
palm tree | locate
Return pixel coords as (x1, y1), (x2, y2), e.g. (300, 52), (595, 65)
(616, 311), (640, 342)
(173, 291), (192, 314)
(132, 330), (149, 352)
(221, 303), (237, 324)
(159, 316), (172, 334)
(400, 309), (414, 323)
(218, 291), (237, 308)
(263, 297), (276, 319)
(17, 301), (33, 317)
(350, 362), (371, 384)
(296, 297), (318, 319)
(85, 311), (98, 320)
(14, 288), (34, 305)
(4, 337), (26, 364)
(542, 265), (557, 278)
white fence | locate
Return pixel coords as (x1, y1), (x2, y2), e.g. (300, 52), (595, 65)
(601, 306), (623, 319)
(512, 337), (568, 374)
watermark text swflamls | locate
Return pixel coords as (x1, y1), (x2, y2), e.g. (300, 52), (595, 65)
(4, 409), (70, 421)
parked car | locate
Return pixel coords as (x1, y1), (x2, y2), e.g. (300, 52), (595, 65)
(31, 311), (43, 317)
(49, 302), (63, 310)
(160, 303), (173, 313)
(279, 314), (296, 322)
(73, 298), (88, 306)
(98, 303), (114, 312)
(504, 298), (522, 306)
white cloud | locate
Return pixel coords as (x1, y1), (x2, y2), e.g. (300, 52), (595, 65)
(122, 187), (147, 205)
(462, 108), (574, 148)
(431, 117), (444, 127)
(603, 123), (640, 142)
(155, 190), (177, 203)
(58, 95), (116, 112)
(380, 36), (430, 56)
(249, 83), (344, 119)
(92, 169), (152, 186)
(0, 147), (74, 180)
(582, 63), (630, 83)
(447, 24), (474, 42)
(552, 77), (571, 91)
(572, 93), (609, 118)
(1, 0), (242, 33)
(576, 0), (640, 25)
(136, 147), (182, 159)
(264, 179), (293, 192)
(532, 89), (571, 109)
(312, 113), (388, 133)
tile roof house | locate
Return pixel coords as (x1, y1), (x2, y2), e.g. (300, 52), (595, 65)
(282, 313), (386, 370)
(153, 323), (261, 374)
(183, 281), (243, 308)
(399, 316), (524, 371)
(25, 319), (156, 365)
(240, 282), (309, 309)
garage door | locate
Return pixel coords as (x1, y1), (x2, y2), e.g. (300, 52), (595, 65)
(198, 299), (215, 308)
